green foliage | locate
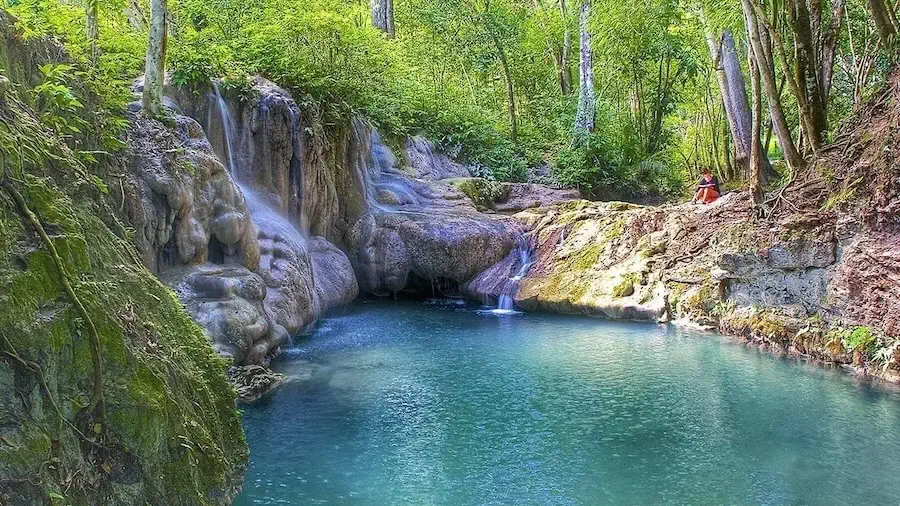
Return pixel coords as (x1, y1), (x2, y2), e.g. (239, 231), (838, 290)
(0, 80), (246, 503)
(712, 300), (737, 316)
(840, 326), (877, 354)
(6, 0), (136, 159)
(31, 64), (87, 137)
(555, 129), (686, 198)
(5, 0), (895, 194)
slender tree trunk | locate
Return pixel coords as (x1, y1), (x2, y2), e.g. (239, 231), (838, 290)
(706, 29), (757, 178)
(86, 0), (99, 63)
(785, 0), (828, 148)
(820, 0), (846, 105)
(723, 120), (734, 179)
(574, 0), (595, 135)
(496, 44), (519, 141)
(752, 0), (823, 153)
(749, 45), (764, 206)
(142, 0), (168, 117)
(559, 0), (573, 95)
(743, 0), (806, 172)
(371, 0), (395, 38)
(126, 0), (148, 30)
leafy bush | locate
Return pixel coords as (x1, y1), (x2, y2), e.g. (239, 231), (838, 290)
(31, 64), (87, 137)
(841, 326), (876, 354)
(554, 127), (686, 199)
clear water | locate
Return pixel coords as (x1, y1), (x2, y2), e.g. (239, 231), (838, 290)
(235, 299), (900, 505)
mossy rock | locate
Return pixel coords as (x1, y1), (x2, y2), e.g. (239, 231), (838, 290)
(0, 84), (246, 504)
(612, 273), (637, 298)
(448, 177), (508, 210)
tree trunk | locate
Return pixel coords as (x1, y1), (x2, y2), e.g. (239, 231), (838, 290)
(126, 0), (148, 30)
(142, 0), (168, 117)
(706, 29), (757, 178)
(749, 43), (764, 206)
(867, 0), (897, 46)
(371, 0), (395, 38)
(785, 0), (828, 149)
(574, 0), (595, 135)
(743, 0), (805, 172)
(496, 44), (519, 141)
(559, 0), (573, 95)
(86, 0), (99, 63)
(820, 0), (846, 106)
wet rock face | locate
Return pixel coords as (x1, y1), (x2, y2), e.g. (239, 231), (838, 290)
(466, 200), (670, 320)
(349, 209), (517, 295)
(124, 114), (260, 273)
(180, 78), (367, 246)
(183, 79), (523, 298)
(122, 111), (294, 366)
(125, 82), (362, 367)
(163, 265), (288, 365)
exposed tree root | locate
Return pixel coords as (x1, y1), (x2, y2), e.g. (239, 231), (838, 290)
(0, 179), (105, 426)
(0, 332), (106, 451)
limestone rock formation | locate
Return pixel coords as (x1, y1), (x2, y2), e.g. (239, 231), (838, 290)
(349, 208), (516, 295)
(183, 78), (521, 299)
(466, 183), (899, 380)
(448, 177), (581, 213)
(124, 112), (260, 273)
(405, 135), (472, 180)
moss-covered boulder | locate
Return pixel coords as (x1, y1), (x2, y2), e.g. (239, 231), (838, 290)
(447, 177), (508, 210)
(0, 62), (246, 505)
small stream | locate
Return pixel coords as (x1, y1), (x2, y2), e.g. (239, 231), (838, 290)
(235, 298), (900, 505)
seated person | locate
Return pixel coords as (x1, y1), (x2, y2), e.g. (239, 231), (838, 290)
(692, 168), (720, 204)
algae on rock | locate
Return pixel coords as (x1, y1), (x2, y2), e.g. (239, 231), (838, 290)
(0, 55), (246, 506)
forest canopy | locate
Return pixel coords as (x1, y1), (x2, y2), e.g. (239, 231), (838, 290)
(4, 0), (897, 199)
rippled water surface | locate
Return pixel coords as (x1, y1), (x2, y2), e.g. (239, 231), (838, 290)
(236, 299), (900, 505)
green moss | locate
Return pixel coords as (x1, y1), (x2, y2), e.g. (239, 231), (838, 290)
(639, 240), (667, 258)
(181, 160), (197, 177)
(606, 201), (639, 211)
(448, 177), (506, 209)
(0, 87), (246, 504)
(602, 218), (626, 242)
(612, 273), (637, 298)
(678, 281), (718, 318)
(558, 200), (592, 213)
(0, 426), (52, 477)
(562, 243), (603, 271)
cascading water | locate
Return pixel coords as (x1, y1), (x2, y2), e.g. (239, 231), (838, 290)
(212, 83), (239, 178)
(489, 232), (533, 315)
(363, 127), (422, 211)
(210, 82), (311, 259)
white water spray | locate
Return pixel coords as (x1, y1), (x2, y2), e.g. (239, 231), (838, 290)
(485, 233), (533, 315)
(209, 82), (310, 257)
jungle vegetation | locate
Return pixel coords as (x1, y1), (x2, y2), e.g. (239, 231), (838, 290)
(4, 0), (898, 199)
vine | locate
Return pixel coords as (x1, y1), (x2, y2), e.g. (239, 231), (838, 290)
(0, 180), (106, 427)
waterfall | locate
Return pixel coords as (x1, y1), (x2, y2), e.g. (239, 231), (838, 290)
(212, 82), (239, 178)
(488, 233), (533, 315)
(209, 81), (311, 258)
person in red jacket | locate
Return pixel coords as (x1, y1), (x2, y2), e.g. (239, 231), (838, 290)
(692, 168), (720, 204)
